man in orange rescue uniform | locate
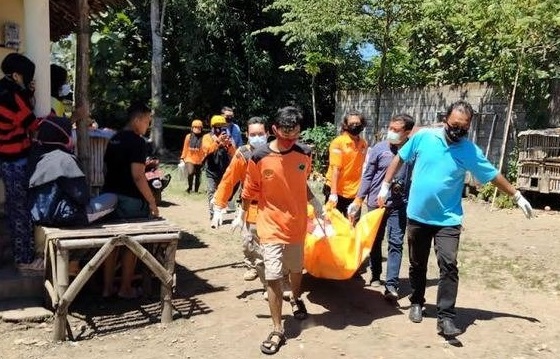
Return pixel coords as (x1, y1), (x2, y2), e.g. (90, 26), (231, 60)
(323, 111), (368, 220)
(241, 106), (322, 355)
(210, 117), (269, 282)
(180, 119), (205, 193)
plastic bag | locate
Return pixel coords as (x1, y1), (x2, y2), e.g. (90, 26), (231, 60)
(177, 160), (187, 182)
(304, 205), (385, 280)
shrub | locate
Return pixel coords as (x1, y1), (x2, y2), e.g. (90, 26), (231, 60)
(300, 122), (337, 180)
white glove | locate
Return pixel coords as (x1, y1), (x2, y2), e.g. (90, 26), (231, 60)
(376, 181), (391, 207)
(328, 194), (338, 204)
(231, 208), (247, 233)
(513, 190), (534, 219)
(347, 201), (361, 217)
(210, 205), (225, 228)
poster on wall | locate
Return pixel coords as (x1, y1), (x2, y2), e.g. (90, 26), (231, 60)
(4, 22), (20, 50)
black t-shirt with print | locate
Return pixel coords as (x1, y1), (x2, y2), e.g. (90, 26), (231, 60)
(102, 130), (147, 199)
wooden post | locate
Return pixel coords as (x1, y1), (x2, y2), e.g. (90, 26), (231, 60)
(491, 67), (520, 209)
(161, 239), (178, 323)
(76, 0), (92, 185)
(53, 247), (69, 341)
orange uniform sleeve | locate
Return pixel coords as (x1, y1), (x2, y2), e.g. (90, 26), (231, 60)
(180, 134), (190, 160)
(213, 150), (248, 208)
(328, 137), (343, 169)
(201, 133), (219, 156)
(242, 158), (260, 202)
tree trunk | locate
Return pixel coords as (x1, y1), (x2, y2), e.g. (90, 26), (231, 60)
(549, 78), (560, 127)
(76, 0), (91, 185)
(150, 0), (165, 154)
(311, 74), (317, 128)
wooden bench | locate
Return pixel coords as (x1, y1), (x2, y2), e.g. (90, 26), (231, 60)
(39, 218), (182, 341)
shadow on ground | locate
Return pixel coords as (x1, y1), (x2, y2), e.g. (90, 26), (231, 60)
(64, 231), (221, 341)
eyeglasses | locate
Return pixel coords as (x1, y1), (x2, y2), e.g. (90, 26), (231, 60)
(192, 126), (202, 129)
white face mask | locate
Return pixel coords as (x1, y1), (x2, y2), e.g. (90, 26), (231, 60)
(59, 83), (72, 97)
(386, 130), (402, 144)
(248, 134), (267, 147)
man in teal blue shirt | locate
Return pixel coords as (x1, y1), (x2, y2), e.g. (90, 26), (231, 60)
(378, 100), (534, 337)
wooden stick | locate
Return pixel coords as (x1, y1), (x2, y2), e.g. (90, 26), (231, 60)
(59, 237), (119, 310)
(485, 114), (498, 158)
(44, 280), (57, 308)
(161, 239), (178, 323)
(58, 233), (179, 250)
(122, 237), (173, 285)
(54, 237), (118, 342)
(492, 67), (520, 209)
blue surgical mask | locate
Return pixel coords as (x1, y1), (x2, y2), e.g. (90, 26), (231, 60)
(248, 134), (267, 147)
(386, 130), (401, 144)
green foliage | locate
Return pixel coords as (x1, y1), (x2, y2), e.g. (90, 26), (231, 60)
(299, 122), (337, 176)
(477, 147), (519, 209)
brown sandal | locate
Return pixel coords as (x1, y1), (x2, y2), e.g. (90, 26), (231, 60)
(291, 298), (308, 320)
(260, 331), (286, 355)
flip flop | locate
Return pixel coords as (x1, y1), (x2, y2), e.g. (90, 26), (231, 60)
(291, 298), (308, 320)
(260, 331), (286, 355)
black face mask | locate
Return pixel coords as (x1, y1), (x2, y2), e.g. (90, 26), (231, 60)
(347, 124), (364, 136)
(445, 125), (468, 142)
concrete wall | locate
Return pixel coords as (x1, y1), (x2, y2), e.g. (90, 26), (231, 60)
(335, 82), (527, 167)
(0, 0), (25, 60)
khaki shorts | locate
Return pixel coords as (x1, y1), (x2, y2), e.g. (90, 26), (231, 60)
(263, 242), (304, 281)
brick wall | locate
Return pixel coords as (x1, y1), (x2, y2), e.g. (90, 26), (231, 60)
(335, 82), (527, 167)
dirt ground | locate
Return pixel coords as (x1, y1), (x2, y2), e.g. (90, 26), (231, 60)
(1, 187), (559, 359)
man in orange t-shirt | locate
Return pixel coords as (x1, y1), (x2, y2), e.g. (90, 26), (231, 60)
(180, 119), (204, 193)
(323, 111), (368, 219)
(241, 106), (322, 355)
(210, 117), (270, 284)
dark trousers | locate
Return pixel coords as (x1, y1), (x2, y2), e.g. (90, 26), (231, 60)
(369, 205), (407, 287)
(0, 158), (35, 264)
(322, 184), (360, 220)
(407, 219), (461, 319)
(186, 162), (202, 192)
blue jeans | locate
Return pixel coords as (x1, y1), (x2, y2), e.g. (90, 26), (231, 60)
(369, 205), (407, 288)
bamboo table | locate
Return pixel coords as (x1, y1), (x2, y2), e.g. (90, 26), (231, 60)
(39, 218), (182, 341)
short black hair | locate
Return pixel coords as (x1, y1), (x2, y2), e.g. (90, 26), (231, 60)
(50, 64), (68, 97)
(247, 116), (266, 126)
(446, 100), (474, 121)
(390, 113), (415, 131)
(1, 53), (35, 85)
(127, 101), (151, 122)
(271, 106), (303, 130)
(221, 106), (234, 114)
(342, 110), (367, 132)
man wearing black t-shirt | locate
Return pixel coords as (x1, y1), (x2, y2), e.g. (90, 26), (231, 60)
(101, 102), (158, 298)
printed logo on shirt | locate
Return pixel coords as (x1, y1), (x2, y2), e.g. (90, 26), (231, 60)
(263, 169), (274, 179)
(298, 163), (306, 171)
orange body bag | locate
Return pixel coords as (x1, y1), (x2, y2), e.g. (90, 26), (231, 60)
(304, 206), (385, 280)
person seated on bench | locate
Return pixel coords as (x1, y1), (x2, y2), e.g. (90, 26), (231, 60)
(28, 116), (117, 227)
(101, 101), (159, 298)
